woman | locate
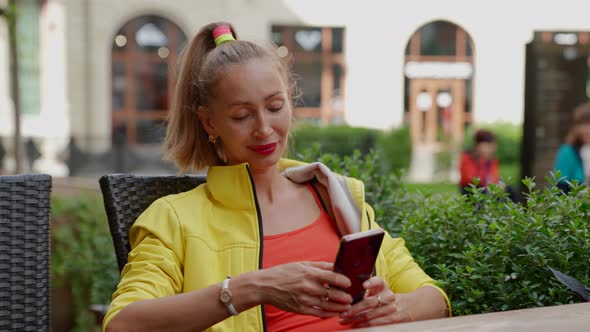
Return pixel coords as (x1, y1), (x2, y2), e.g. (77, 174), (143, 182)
(103, 22), (449, 332)
(554, 102), (590, 193)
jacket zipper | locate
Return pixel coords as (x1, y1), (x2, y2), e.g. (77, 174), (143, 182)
(246, 165), (268, 332)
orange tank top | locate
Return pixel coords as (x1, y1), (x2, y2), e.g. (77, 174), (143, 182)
(262, 183), (350, 332)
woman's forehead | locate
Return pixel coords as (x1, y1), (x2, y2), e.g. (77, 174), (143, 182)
(214, 60), (287, 102)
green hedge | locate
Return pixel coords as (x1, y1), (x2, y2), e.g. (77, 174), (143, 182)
(376, 126), (412, 172)
(292, 125), (412, 172)
(302, 149), (589, 315)
(52, 195), (119, 332)
(292, 122), (522, 175)
(291, 125), (379, 157)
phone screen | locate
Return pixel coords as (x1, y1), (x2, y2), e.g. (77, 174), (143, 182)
(333, 229), (384, 304)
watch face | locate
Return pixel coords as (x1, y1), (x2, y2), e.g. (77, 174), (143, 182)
(220, 289), (232, 303)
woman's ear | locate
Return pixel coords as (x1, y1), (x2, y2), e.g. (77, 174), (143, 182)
(197, 106), (216, 136)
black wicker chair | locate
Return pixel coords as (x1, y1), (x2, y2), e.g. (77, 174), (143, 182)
(0, 174), (52, 332)
(99, 174), (206, 272)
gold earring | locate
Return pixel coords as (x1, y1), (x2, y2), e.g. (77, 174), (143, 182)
(208, 134), (217, 144)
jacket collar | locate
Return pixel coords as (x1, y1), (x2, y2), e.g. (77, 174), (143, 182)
(205, 159), (307, 210)
(205, 159), (364, 234)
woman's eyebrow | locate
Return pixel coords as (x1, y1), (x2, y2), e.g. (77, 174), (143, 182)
(226, 91), (283, 107)
(264, 91), (283, 100)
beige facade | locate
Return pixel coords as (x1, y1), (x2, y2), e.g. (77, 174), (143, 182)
(2, 0), (590, 175)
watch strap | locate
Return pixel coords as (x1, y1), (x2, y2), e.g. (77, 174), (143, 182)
(222, 277), (239, 316)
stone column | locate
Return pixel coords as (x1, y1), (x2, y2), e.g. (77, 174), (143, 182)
(0, 0), (14, 173)
(34, 0), (69, 176)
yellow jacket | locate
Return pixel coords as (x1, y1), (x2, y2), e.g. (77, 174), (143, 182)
(103, 159), (450, 331)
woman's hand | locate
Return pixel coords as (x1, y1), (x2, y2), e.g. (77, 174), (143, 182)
(258, 261), (353, 318)
(338, 277), (448, 328)
(338, 276), (410, 328)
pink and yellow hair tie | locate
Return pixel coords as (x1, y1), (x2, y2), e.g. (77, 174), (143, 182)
(213, 25), (235, 46)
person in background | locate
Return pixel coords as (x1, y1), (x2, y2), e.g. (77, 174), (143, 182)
(103, 21), (450, 332)
(459, 129), (500, 195)
(554, 102), (590, 193)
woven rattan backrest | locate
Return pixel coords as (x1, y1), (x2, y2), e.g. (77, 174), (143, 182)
(99, 174), (206, 272)
(0, 174), (51, 331)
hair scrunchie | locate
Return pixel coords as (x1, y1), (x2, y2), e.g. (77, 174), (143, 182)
(213, 26), (235, 46)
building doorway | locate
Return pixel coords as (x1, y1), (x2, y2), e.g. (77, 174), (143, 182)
(409, 79), (465, 146)
(404, 20), (475, 181)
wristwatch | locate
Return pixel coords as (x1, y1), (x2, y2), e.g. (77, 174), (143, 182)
(220, 276), (239, 316)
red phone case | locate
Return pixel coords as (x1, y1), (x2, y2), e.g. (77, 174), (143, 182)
(333, 229), (385, 304)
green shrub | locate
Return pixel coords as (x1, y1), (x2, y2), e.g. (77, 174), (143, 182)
(375, 126), (412, 172)
(301, 149), (590, 315)
(51, 195), (119, 332)
(292, 124), (412, 172)
(291, 125), (379, 157)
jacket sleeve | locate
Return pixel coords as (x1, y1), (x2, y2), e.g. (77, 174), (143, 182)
(102, 198), (185, 331)
(365, 203), (452, 316)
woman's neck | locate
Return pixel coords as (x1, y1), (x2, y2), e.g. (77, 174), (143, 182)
(249, 165), (292, 203)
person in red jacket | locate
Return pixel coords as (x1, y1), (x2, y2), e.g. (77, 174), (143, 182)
(460, 129), (500, 194)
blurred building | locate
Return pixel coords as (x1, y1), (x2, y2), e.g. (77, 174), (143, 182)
(1, 0), (590, 177)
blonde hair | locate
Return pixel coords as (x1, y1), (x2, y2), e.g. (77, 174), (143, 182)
(164, 22), (295, 172)
(565, 102), (590, 146)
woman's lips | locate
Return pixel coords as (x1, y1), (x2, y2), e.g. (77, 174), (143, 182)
(250, 143), (277, 155)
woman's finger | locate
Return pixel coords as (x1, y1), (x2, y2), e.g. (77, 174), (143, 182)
(363, 276), (387, 296)
(295, 293), (350, 316)
(339, 294), (394, 324)
(301, 261), (333, 270)
(298, 262), (352, 289)
(312, 294), (352, 313)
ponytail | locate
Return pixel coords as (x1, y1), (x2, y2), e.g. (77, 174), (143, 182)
(164, 22), (237, 172)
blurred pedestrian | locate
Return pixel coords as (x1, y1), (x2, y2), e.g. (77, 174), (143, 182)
(459, 129), (499, 193)
(459, 129), (520, 202)
(553, 102), (590, 193)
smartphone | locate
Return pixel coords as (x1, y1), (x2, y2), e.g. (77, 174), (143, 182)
(333, 228), (385, 304)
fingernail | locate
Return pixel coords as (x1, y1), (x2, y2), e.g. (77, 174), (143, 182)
(363, 280), (371, 287)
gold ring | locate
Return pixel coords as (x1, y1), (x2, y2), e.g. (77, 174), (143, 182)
(376, 295), (385, 306)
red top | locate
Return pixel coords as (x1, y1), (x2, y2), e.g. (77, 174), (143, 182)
(262, 184), (350, 332)
(459, 151), (499, 187)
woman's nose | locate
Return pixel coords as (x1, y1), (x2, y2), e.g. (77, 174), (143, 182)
(254, 113), (273, 137)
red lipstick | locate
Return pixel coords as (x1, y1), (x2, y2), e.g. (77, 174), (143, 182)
(250, 143), (277, 155)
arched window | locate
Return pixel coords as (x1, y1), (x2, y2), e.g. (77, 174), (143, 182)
(111, 15), (187, 145)
(271, 26), (346, 125)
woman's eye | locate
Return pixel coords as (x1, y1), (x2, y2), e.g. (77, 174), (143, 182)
(269, 105), (283, 112)
(232, 114), (249, 121)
